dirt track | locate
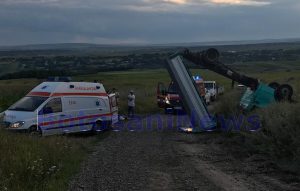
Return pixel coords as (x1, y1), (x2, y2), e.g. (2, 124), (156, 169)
(69, 114), (299, 191)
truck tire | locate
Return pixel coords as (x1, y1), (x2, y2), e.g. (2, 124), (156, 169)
(269, 82), (280, 90)
(164, 108), (169, 114)
(275, 84), (293, 101)
(211, 95), (216, 102)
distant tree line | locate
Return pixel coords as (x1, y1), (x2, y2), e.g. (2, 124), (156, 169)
(0, 65), (135, 80)
(0, 70), (69, 80)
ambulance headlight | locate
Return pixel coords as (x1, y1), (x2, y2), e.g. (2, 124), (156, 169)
(10, 121), (25, 128)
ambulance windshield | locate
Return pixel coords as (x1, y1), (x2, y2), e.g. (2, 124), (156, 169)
(9, 96), (48, 112)
(204, 83), (214, 89)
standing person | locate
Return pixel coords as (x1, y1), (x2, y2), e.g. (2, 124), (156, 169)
(111, 88), (120, 104)
(127, 90), (135, 118)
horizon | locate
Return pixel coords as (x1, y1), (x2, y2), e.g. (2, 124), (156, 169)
(1, 37), (300, 48)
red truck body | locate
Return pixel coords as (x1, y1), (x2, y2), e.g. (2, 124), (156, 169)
(157, 77), (205, 114)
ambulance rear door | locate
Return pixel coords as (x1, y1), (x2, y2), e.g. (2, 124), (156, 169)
(109, 94), (118, 124)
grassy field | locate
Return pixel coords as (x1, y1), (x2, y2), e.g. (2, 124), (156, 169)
(0, 68), (299, 190)
(0, 130), (105, 191)
(0, 78), (108, 190)
(212, 69), (300, 175)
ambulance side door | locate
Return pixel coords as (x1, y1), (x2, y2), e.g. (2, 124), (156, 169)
(63, 96), (99, 132)
(38, 97), (64, 135)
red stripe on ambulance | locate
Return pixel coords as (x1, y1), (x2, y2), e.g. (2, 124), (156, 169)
(52, 93), (108, 97)
(39, 113), (112, 126)
(28, 92), (51, 97)
(28, 92), (108, 97)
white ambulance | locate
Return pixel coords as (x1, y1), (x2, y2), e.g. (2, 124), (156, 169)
(2, 82), (118, 136)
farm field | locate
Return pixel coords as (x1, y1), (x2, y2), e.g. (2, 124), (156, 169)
(0, 68), (299, 190)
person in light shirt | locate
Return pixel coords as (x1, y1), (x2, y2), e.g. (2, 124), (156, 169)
(127, 90), (135, 118)
(205, 88), (211, 105)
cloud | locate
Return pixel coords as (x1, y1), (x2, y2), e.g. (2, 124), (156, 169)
(163, 0), (188, 4)
(210, 0), (271, 6)
(0, 0), (299, 45)
(1, 0), (60, 4)
(117, 0), (272, 13)
(0, 0), (271, 11)
(120, 0), (191, 13)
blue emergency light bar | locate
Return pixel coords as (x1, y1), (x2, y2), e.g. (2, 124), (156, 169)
(192, 75), (202, 81)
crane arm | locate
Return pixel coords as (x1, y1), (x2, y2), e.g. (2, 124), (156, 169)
(181, 48), (259, 90)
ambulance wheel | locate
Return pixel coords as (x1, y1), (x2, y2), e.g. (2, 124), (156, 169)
(27, 125), (40, 134)
(92, 120), (111, 133)
(92, 121), (103, 133)
(269, 82), (280, 90)
(275, 84), (293, 101)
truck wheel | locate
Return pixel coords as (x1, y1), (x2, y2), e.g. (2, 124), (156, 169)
(164, 108), (168, 114)
(275, 84), (293, 101)
(269, 82), (280, 90)
(165, 108), (173, 114)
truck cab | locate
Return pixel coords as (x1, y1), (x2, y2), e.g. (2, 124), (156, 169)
(204, 81), (217, 101)
(157, 76), (206, 114)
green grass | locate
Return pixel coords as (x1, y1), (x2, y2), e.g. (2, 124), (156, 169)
(0, 78), (109, 191)
(75, 69), (240, 114)
(0, 130), (101, 191)
(0, 79), (43, 112)
(231, 61), (300, 73)
(214, 70), (300, 174)
(74, 69), (172, 114)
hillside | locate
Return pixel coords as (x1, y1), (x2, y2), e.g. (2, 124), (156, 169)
(0, 40), (300, 80)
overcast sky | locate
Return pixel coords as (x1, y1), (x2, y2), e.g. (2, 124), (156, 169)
(0, 0), (299, 45)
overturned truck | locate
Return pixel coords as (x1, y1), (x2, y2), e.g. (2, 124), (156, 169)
(165, 48), (293, 132)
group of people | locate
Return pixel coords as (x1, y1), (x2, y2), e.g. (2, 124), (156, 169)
(110, 88), (136, 119)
